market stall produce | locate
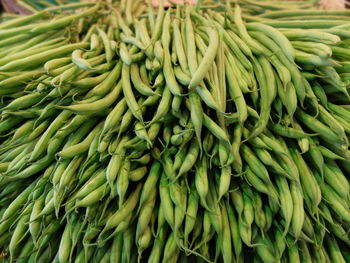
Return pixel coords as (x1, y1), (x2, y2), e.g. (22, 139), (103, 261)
(0, 0), (349, 262)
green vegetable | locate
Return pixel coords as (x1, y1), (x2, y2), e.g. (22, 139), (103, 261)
(0, 1), (349, 262)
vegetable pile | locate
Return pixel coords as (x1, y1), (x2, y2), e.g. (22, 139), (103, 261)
(0, 0), (350, 262)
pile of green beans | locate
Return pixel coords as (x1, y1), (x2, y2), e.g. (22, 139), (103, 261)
(0, 0), (349, 262)
(239, 0), (350, 24)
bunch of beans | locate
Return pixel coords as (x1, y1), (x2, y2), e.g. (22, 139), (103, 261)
(0, 0), (349, 262)
(240, 0), (350, 22)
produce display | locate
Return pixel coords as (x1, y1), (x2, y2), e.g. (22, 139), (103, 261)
(0, 0), (349, 262)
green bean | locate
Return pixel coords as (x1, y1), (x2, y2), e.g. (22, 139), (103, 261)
(244, 58), (269, 140)
(0, 11), (48, 30)
(149, 68), (162, 86)
(189, 28), (219, 89)
(157, 12), (183, 97)
(71, 49), (94, 70)
(263, 20), (346, 29)
(173, 18), (189, 74)
(29, 196), (45, 246)
(137, 225), (152, 260)
(324, 160), (349, 200)
(172, 181), (187, 240)
(0, 162), (9, 172)
(292, 41), (332, 58)
(0, 42), (89, 72)
(148, 225), (167, 263)
(241, 191), (254, 229)
(268, 123), (313, 139)
(130, 64), (156, 96)
(101, 99), (127, 135)
(224, 27), (256, 57)
(223, 30), (253, 66)
(241, 128), (269, 153)
(6, 143), (33, 172)
(134, 122), (152, 148)
(328, 222), (350, 247)
(322, 28), (350, 39)
(241, 145), (273, 190)
(57, 224), (71, 263)
(318, 104), (347, 139)
(184, 185), (199, 246)
(218, 164), (231, 201)
(89, 33), (100, 51)
(136, 20), (153, 60)
(195, 156), (210, 210)
(16, 237), (35, 263)
(203, 113), (230, 146)
(328, 102), (350, 123)
(59, 83), (121, 114)
(8, 120), (33, 143)
(231, 5), (263, 55)
(276, 177), (293, 237)
(158, 174), (175, 231)
(122, 64), (144, 123)
(58, 122), (102, 158)
(177, 139), (200, 179)
(225, 54), (247, 123)
(251, 31), (306, 104)
(115, 161), (130, 207)
(0, 115), (22, 134)
(29, 111), (71, 161)
(9, 211), (31, 262)
(45, 1), (95, 11)
(144, 0), (155, 31)
(247, 23), (295, 62)
(261, 9), (350, 19)
(188, 92), (204, 152)
(290, 181), (304, 239)
(162, 232), (179, 263)
(31, 4), (99, 34)
(255, 148), (288, 177)
(98, 132), (114, 154)
(0, 42), (62, 66)
(97, 27), (113, 63)
(149, 86), (172, 125)
(296, 109), (340, 144)
(319, 145), (346, 160)
(325, 236), (347, 263)
(184, 7), (199, 76)
(1, 190), (32, 229)
(0, 70), (44, 90)
(295, 50), (336, 67)
(0, 23), (40, 41)
(110, 232), (123, 263)
(321, 183), (350, 223)
(147, 121), (162, 142)
(99, 183), (142, 242)
(255, 236), (276, 263)
(73, 184), (108, 209)
(220, 202), (233, 263)
(90, 61), (121, 97)
(151, 0), (165, 42)
(307, 137), (324, 176)
(71, 170), (106, 203)
(112, 9), (132, 37)
(5, 95), (42, 116)
(121, 33), (145, 50)
(286, 236), (300, 262)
